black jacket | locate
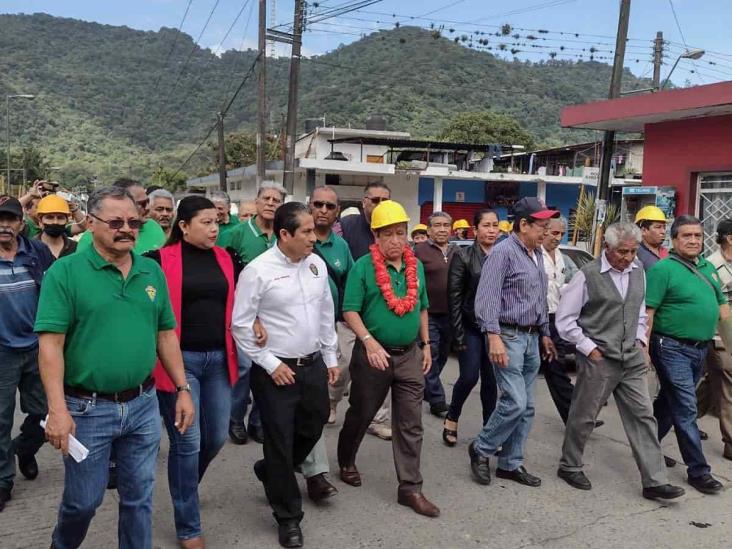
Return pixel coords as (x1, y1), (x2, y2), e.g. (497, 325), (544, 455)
(448, 242), (487, 347)
(18, 234), (54, 287)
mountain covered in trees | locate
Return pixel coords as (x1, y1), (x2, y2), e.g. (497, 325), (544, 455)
(0, 13), (652, 185)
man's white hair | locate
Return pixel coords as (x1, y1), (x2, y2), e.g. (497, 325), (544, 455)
(604, 222), (642, 249)
(257, 181), (287, 200)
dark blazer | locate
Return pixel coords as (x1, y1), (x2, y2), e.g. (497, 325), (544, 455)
(448, 242), (487, 347)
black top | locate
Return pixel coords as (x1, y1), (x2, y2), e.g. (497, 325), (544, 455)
(340, 213), (374, 260)
(146, 242), (243, 352)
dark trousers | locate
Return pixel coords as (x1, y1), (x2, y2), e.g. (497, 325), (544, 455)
(447, 325), (496, 424)
(697, 344), (732, 455)
(423, 313), (452, 406)
(251, 357), (329, 523)
(338, 340), (424, 495)
(542, 315), (575, 424)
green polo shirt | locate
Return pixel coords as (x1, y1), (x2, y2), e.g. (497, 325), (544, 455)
(76, 219), (166, 255)
(34, 245), (176, 392)
(216, 215), (240, 247)
(314, 231), (354, 312)
(24, 217), (41, 238)
(343, 253), (429, 346)
(226, 215), (276, 264)
(646, 253), (727, 342)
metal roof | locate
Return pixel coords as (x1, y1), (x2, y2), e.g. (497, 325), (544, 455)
(327, 136), (518, 151)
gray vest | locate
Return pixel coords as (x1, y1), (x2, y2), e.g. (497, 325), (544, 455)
(577, 258), (646, 367)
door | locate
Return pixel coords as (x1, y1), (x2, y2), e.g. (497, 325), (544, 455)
(697, 173), (732, 252)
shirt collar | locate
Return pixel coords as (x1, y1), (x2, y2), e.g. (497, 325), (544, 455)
(510, 232), (538, 257)
(600, 251), (638, 274)
(317, 230), (335, 247)
(273, 242), (304, 265)
(84, 244), (149, 274)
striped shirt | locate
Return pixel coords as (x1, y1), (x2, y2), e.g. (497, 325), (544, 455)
(475, 233), (550, 337)
(0, 238), (41, 349)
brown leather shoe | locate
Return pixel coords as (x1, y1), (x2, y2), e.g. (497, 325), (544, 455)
(179, 536), (205, 549)
(339, 465), (362, 487)
(306, 473), (338, 502)
(397, 492), (440, 518)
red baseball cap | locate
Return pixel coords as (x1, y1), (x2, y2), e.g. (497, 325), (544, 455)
(512, 197), (560, 222)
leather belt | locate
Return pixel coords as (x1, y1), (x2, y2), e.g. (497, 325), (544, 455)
(500, 323), (540, 334)
(278, 352), (321, 367)
(64, 376), (155, 403)
(656, 334), (710, 349)
(382, 342), (415, 355)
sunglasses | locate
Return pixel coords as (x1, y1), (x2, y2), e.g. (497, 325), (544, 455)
(90, 213), (143, 230)
(312, 200), (337, 211)
(365, 196), (386, 204)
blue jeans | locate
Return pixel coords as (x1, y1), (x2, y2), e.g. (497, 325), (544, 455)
(651, 334), (711, 479)
(52, 386), (161, 549)
(157, 350), (231, 540)
(424, 313), (452, 406)
(0, 345), (46, 491)
(475, 328), (540, 471)
(230, 353), (261, 428)
(448, 326), (497, 424)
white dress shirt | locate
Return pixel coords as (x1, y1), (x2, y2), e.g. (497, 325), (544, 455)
(555, 252), (648, 357)
(231, 244), (339, 374)
(541, 245), (567, 314)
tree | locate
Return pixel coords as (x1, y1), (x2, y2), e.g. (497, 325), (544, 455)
(150, 165), (188, 192)
(439, 111), (536, 149)
(208, 132), (281, 171)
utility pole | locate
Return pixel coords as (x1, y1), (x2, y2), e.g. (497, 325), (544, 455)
(256, 0), (267, 185)
(217, 112), (227, 193)
(592, 0), (631, 255)
(283, 0), (305, 194)
(652, 31), (664, 90)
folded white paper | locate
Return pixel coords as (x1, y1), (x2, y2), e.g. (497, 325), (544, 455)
(40, 418), (89, 463)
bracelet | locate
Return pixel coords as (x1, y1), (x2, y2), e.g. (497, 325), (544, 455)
(361, 334), (372, 343)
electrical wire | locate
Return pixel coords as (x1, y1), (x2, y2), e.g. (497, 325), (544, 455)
(150, 0), (194, 94)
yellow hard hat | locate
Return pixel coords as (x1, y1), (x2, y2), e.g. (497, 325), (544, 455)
(411, 223), (428, 235)
(635, 205), (667, 224)
(37, 194), (71, 216)
(452, 219), (470, 230)
(371, 200), (410, 230)
(498, 220), (512, 233)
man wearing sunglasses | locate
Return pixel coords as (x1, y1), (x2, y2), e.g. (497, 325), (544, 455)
(77, 179), (166, 255)
(338, 181), (393, 441)
(35, 186), (194, 549)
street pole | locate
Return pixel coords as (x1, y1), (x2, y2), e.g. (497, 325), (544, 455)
(256, 0), (267, 185)
(592, 0), (631, 256)
(283, 0), (305, 194)
(652, 31), (664, 90)
(217, 112), (227, 192)
(5, 96), (10, 188)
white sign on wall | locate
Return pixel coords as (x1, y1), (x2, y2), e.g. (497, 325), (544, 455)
(455, 191), (465, 202)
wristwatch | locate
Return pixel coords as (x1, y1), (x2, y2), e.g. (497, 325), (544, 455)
(418, 340), (432, 349)
(176, 383), (192, 393)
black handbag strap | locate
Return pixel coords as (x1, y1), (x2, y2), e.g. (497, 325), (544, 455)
(668, 254), (717, 296)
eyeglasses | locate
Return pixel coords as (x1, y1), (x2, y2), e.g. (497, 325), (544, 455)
(312, 200), (337, 211)
(90, 213), (143, 230)
(365, 196), (386, 204)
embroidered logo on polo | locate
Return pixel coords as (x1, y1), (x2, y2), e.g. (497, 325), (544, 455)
(145, 285), (157, 302)
(309, 264), (319, 276)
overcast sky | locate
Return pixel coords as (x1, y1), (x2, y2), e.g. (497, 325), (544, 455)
(4, 0), (732, 86)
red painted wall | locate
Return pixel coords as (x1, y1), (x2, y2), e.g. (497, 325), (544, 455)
(643, 114), (732, 215)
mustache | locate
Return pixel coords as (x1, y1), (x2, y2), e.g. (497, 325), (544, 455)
(0, 228), (15, 235)
(114, 233), (136, 242)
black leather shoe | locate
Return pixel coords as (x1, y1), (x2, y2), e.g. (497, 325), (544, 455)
(468, 440), (491, 485)
(278, 520), (303, 548)
(0, 487), (10, 512)
(430, 402), (449, 418)
(643, 484), (686, 501)
(688, 474), (723, 495)
(253, 460), (266, 483)
(248, 424), (265, 444)
(699, 430), (709, 441)
(594, 420), (605, 428)
(496, 466), (542, 487)
(106, 464), (118, 490)
(306, 473), (338, 503)
(557, 469), (592, 490)
(17, 452), (39, 480)
(664, 455), (677, 467)
(229, 421), (248, 445)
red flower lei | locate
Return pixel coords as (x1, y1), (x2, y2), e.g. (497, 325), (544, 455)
(370, 243), (418, 316)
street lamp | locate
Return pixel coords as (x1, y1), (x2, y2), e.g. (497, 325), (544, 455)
(6, 94), (35, 187)
(662, 49), (705, 89)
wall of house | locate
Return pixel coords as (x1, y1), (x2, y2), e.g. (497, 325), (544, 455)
(643, 114), (732, 214)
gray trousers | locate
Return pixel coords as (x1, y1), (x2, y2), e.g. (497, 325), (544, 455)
(560, 353), (668, 488)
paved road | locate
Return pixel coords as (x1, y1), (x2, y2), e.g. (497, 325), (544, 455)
(4, 357), (732, 548)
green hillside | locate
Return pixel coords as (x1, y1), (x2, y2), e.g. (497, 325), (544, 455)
(0, 13), (651, 186)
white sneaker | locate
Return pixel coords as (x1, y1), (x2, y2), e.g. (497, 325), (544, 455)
(367, 423), (392, 440)
(328, 402), (337, 425)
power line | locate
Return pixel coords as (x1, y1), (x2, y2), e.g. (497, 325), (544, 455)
(150, 0), (194, 94)
(667, 0), (703, 84)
